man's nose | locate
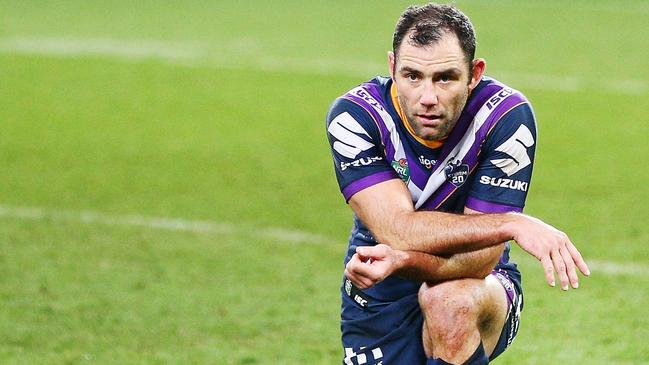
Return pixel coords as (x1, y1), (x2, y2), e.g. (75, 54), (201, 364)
(420, 81), (438, 106)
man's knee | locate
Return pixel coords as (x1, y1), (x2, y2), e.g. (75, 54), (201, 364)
(418, 276), (511, 359)
(418, 280), (480, 326)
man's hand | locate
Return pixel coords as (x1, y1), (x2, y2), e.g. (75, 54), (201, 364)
(344, 244), (404, 289)
(507, 213), (591, 290)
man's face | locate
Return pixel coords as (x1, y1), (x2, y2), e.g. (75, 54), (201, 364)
(389, 31), (484, 141)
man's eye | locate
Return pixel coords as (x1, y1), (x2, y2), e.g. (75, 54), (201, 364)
(407, 74), (418, 81)
(438, 74), (456, 83)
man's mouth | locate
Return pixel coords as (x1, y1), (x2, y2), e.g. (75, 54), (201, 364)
(417, 114), (442, 125)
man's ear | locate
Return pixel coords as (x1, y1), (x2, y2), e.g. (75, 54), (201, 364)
(469, 58), (486, 90)
(388, 51), (396, 81)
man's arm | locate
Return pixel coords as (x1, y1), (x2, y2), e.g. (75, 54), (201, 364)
(349, 179), (590, 290)
(398, 207), (505, 282)
(345, 243), (503, 288)
(350, 179), (513, 254)
(345, 207), (504, 288)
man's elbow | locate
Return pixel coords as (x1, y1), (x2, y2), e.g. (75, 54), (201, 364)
(371, 233), (410, 251)
(475, 244), (506, 278)
(471, 265), (496, 280)
(456, 244), (505, 280)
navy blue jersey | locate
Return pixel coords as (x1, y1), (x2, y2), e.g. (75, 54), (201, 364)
(326, 76), (536, 301)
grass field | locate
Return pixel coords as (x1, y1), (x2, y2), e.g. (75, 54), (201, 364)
(1, 1), (648, 364)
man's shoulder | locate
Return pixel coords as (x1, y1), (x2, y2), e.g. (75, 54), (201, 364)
(338, 76), (391, 95)
(477, 78), (538, 168)
(475, 76), (532, 107)
(480, 76), (535, 122)
(476, 76), (522, 93)
(330, 76), (392, 109)
(326, 76), (394, 134)
(467, 76), (534, 124)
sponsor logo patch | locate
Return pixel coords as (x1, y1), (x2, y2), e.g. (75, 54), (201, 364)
(352, 88), (386, 112)
(418, 155), (436, 170)
(391, 158), (410, 182)
(490, 124), (535, 176)
(479, 176), (528, 191)
(444, 159), (469, 187)
(340, 156), (383, 171)
(344, 346), (384, 365)
(344, 279), (352, 296)
(328, 112), (374, 159)
(485, 88), (514, 110)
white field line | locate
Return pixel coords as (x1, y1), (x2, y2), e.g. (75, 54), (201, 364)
(0, 37), (207, 61)
(0, 204), (646, 277)
(587, 260), (649, 276)
(0, 204), (332, 245)
(0, 36), (646, 95)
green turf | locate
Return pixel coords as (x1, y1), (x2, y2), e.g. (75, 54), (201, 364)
(1, 1), (648, 364)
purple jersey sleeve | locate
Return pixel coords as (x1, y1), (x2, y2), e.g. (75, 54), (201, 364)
(326, 97), (398, 202)
(466, 103), (537, 213)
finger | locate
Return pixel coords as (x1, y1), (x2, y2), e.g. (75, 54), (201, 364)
(356, 246), (378, 263)
(357, 245), (384, 260)
(358, 246), (386, 265)
(551, 249), (569, 290)
(352, 277), (370, 289)
(344, 267), (360, 287)
(348, 253), (378, 281)
(344, 257), (359, 279)
(356, 247), (371, 262)
(559, 246), (579, 289)
(345, 254), (362, 275)
(346, 267), (373, 289)
(540, 255), (555, 287)
(353, 264), (375, 279)
(345, 266), (372, 289)
(353, 276), (371, 289)
(566, 240), (590, 276)
(347, 252), (360, 266)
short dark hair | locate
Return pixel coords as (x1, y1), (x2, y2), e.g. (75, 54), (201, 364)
(392, 3), (476, 65)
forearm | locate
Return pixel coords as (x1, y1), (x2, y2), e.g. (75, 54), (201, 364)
(393, 243), (505, 283)
(378, 209), (516, 254)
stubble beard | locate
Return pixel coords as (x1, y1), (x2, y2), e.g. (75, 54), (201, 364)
(405, 112), (457, 142)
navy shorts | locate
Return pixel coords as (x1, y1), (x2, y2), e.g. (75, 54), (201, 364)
(341, 269), (523, 364)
